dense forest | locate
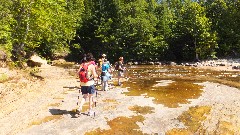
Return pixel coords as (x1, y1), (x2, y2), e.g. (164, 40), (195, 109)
(0, 0), (240, 66)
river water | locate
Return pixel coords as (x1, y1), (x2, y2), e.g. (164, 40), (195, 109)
(118, 65), (240, 108)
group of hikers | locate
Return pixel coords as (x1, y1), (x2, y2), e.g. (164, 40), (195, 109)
(76, 53), (126, 116)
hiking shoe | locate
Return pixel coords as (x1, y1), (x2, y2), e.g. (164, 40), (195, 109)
(75, 109), (81, 117)
(88, 110), (95, 116)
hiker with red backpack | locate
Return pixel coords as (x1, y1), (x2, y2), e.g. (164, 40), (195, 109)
(77, 53), (98, 116)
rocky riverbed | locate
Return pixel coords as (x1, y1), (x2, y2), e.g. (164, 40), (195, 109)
(0, 59), (240, 135)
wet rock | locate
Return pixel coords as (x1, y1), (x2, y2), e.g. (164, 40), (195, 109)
(163, 61), (177, 66)
(218, 63), (226, 66)
(184, 63), (192, 66)
(154, 62), (161, 65)
(148, 62), (154, 65)
(170, 62), (177, 66)
(133, 62), (138, 65)
(127, 62), (133, 65)
(232, 65), (240, 70)
(141, 61), (147, 65)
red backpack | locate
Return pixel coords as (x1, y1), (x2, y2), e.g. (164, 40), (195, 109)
(79, 63), (91, 83)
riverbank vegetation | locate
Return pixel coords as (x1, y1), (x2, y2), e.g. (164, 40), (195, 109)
(0, 0), (240, 66)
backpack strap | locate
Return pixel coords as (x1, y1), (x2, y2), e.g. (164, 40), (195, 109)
(86, 62), (94, 80)
(82, 62), (92, 68)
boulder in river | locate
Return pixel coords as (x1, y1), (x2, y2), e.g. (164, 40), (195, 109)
(27, 54), (48, 67)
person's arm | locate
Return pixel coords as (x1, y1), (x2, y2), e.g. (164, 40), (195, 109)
(107, 63), (111, 72)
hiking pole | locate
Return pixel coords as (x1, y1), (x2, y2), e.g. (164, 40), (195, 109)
(95, 91), (97, 107)
(79, 86), (82, 93)
(77, 96), (80, 105)
(77, 87), (81, 106)
(77, 87), (81, 110)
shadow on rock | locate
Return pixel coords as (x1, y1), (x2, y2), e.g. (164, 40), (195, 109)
(63, 86), (80, 89)
(49, 108), (79, 118)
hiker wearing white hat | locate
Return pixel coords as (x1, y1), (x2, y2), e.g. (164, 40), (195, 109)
(100, 53), (112, 91)
(99, 54), (106, 66)
(102, 54), (106, 57)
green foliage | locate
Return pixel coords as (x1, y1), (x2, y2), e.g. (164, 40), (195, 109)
(204, 0), (240, 57)
(30, 67), (40, 74)
(0, 0), (240, 64)
(73, 0), (120, 61)
(0, 0), (13, 57)
(72, 0), (161, 61)
(0, 73), (8, 83)
(116, 0), (159, 60)
(168, 1), (217, 61)
(0, 0), (84, 66)
(72, 0), (221, 62)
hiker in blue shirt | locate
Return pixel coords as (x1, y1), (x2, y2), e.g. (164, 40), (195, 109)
(101, 59), (111, 91)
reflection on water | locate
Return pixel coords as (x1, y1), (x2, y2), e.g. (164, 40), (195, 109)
(121, 65), (240, 108)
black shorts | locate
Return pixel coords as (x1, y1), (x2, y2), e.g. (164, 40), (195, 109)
(81, 85), (95, 94)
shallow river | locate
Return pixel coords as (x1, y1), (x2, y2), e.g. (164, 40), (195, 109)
(119, 65), (240, 108)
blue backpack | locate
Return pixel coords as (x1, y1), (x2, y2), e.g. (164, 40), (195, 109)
(102, 63), (109, 72)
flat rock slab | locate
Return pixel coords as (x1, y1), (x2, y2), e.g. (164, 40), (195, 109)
(1, 66), (240, 134)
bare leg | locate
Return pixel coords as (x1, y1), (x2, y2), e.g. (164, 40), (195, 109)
(78, 94), (87, 112)
(106, 80), (108, 90)
(103, 81), (107, 91)
(101, 81), (105, 91)
(88, 94), (94, 116)
(118, 76), (121, 86)
(88, 94), (93, 110)
(91, 94), (95, 102)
